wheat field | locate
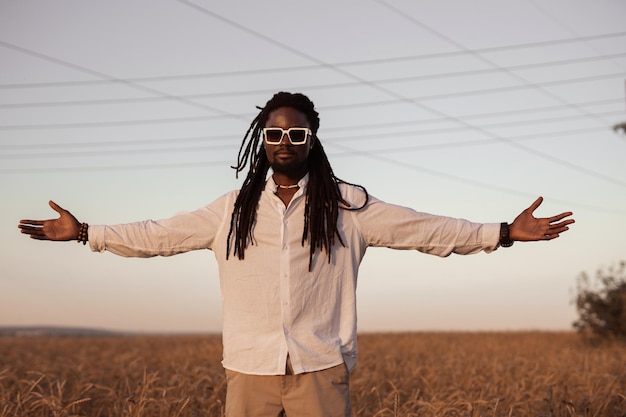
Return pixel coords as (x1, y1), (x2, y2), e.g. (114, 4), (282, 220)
(1, 332), (624, 416)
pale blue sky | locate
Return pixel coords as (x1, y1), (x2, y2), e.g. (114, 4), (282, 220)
(1, 0), (625, 333)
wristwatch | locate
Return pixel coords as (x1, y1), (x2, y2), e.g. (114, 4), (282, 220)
(499, 222), (514, 247)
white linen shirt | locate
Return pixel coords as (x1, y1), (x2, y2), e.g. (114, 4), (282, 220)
(89, 175), (500, 375)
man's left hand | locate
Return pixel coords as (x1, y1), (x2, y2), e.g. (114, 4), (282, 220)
(509, 197), (574, 242)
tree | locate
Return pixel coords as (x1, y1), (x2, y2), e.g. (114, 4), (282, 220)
(573, 261), (626, 341)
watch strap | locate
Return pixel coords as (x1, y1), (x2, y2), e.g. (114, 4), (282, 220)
(499, 222), (514, 247)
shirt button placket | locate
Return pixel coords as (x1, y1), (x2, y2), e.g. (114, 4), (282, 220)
(279, 208), (291, 345)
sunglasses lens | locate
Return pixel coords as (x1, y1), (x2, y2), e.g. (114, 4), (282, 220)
(289, 129), (307, 143)
(265, 129), (283, 143)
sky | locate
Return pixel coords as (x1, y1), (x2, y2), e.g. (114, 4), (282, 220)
(1, 0), (625, 334)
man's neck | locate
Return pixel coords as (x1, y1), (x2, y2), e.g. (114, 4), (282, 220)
(272, 172), (305, 188)
(272, 173), (305, 207)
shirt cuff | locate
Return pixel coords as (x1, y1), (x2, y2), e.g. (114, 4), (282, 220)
(484, 222), (502, 251)
(88, 225), (107, 253)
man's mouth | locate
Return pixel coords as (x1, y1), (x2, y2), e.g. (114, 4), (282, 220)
(275, 150), (295, 157)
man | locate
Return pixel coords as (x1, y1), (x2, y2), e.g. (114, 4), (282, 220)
(19, 92), (574, 416)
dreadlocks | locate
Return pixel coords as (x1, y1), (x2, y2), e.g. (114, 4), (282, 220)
(226, 92), (368, 270)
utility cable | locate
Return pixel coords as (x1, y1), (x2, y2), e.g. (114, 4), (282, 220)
(1, 73), (622, 130)
(1, 31), (625, 89)
(176, 0), (626, 192)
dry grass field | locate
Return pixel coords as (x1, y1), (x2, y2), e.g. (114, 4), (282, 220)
(1, 332), (624, 416)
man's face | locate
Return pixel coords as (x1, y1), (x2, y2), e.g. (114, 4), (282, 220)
(264, 107), (314, 178)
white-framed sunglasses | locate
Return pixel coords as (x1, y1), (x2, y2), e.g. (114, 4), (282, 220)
(262, 127), (311, 145)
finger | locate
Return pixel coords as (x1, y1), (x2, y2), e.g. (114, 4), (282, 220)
(526, 196), (543, 214)
(542, 229), (565, 240)
(19, 219), (45, 226)
(19, 224), (43, 234)
(19, 224), (44, 233)
(49, 200), (65, 215)
(549, 224), (571, 234)
(548, 212), (574, 223)
(549, 219), (575, 229)
(21, 224), (48, 240)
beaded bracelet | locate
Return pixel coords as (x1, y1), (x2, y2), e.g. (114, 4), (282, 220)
(77, 222), (89, 245)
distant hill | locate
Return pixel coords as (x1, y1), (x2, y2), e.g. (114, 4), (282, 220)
(0, 326), (125, 337)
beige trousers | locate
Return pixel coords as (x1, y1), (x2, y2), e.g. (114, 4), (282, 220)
(224, 362), (352, 417)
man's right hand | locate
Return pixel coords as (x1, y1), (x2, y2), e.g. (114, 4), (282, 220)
(18, 201), (81, 241)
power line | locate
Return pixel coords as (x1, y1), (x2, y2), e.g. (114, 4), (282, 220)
(335, 31), (626, 67)
(1, 2), (621, 193)
(3, 124), (622, 191)
(0, 134), (239, 151)
(329, 98), (623, 131)
(325, 111), (623, 143)
(0, 40), (244, 121)
(174, 0), (626, 194)
(0, 143), (235, 159)
(5, 129), (617, 214)
(528, 0), (626, 73)
(0, 125), (604, 164)
(1, 32), (625, 89)
(2, 125), (602, 160)
(1, 3), (622, 209)
(0, 3), (620, 197)
(375, 0), (620, 128)
(2, 24), (621, 143)
(2, 55), (625, 110)
(2, 101), (620, 155)
(2, 122), (623, 214)
(527, 0), (626, 143)
(330, 126), (605, 153)
(1, 74), (622, 131)
(330, 140), (626, 216)
(2, 65), (622, 191)
(0, 159), (232, 174)
(0, 114), (230, 130)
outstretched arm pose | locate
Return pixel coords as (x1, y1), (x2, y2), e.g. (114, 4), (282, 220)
(18, 197), (574, 245)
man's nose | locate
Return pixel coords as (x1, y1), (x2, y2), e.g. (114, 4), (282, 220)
(279, 132), (291, 145)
